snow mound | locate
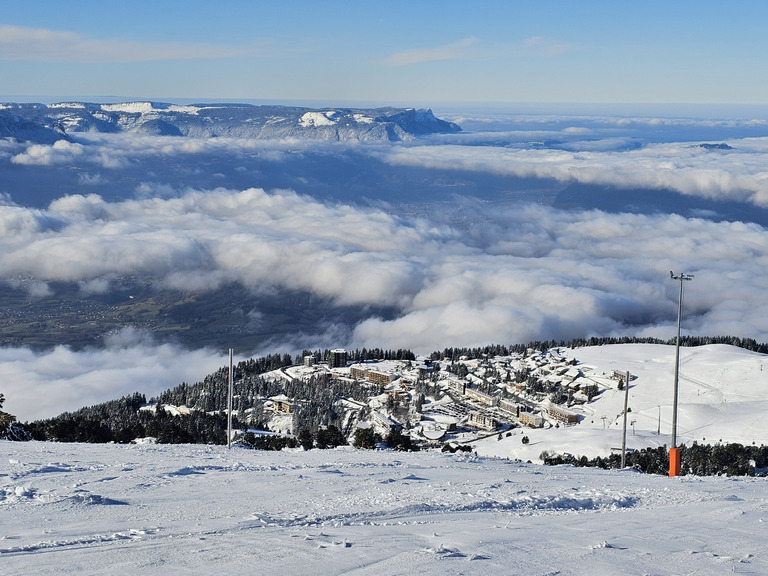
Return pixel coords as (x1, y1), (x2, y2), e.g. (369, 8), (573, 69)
(166, 105), (200, 115)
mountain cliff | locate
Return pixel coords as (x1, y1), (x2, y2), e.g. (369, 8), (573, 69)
(0, 101), (461, 142)
(0, 105), (72, 144)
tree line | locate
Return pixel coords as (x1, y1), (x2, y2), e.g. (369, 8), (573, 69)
(294, 347), (416, 365)
(20, 393), (242, 444)
(542, 442), (768, 477)
(430, 335), (768, 361)
(12, 348), (391, 445)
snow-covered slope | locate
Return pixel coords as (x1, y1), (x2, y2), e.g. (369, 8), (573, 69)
(0, 101), (461, 142)
(263, 343), (766, 463)
(4, 344), (767, 574)
(474, 343), (768, 462)
(2, 442), (766, 575)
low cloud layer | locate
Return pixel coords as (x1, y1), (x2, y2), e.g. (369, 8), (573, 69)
(2, 328), (225, 422)
(15, 126), (768, 208)
(4, 189), (767, 422)
(1, 187), (430, 306)
(3, 117), (768, 420)
(377, 138), (768, 207)
(1, 184), (766, 350)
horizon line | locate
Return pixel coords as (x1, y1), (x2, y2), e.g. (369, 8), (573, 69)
(5, 96), (768, 118)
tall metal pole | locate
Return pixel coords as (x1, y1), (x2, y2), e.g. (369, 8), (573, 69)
(227, 348), (233, 449)
(670, 272), (693, 448)
(621, 370), (630, 468)
(669, 272), (693, 476)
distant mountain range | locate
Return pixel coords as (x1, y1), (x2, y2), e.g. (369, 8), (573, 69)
(0, 101), (461, 142)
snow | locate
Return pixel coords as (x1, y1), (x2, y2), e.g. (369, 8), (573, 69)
(49, 102), (88, 109)
(464, 344), (768, 463)
(94, 102), (199, 115)
(574, 344), (768, 444)
(2, 441), (766, 575)
(209, 343), (768, 462)
(299, 111), (338, 127)
(304, 343), (768, 464)
(101, 102), (157, 114)
(166, 104), (200, 115)
(3, 343), (768, 573)
(354, 113), (374, 124)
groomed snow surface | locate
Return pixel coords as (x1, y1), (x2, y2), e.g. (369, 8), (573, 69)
(2, 442), (766, 575)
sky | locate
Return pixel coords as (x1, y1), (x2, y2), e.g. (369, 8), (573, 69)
(2, 0), (768, 106)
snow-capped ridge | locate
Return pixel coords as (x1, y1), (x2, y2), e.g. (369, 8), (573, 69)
(101, 102), (159, 114)
(1, 101), (461, 142)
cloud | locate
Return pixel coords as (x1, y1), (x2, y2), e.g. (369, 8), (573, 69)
(524, 36), (570, 56)
(11, 140), (85, 166)
(0, 204), (55, 235)
(0, 185), (434, 308)
(0, 179), (767, 357)
(346, 206), (768, 351)
(0, 25), (252, 63)
(1, 328), (226, 422)
(78, 172), (105, 185)
(380, 37), (476, 66)
(8, 277), (52, 298)
(375, 137), (768, 207)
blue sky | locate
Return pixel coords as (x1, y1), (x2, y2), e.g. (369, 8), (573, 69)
(2, 0), (768, 106)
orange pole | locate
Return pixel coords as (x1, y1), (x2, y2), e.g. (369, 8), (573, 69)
(669, 447), (681, 477)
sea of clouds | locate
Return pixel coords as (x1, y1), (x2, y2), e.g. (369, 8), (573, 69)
(3, 110), (768, 420)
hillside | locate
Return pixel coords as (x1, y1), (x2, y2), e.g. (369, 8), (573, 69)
(474, 343), (768, 463)
(0, 109), (71, 144)
(16, 341), (768, 472)
(255, 342), (768, 462)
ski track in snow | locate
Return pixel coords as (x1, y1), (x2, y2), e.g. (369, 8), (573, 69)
(1, 442), (767, 575)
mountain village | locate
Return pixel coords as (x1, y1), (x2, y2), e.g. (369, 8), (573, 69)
(241, 347), (625, 447)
